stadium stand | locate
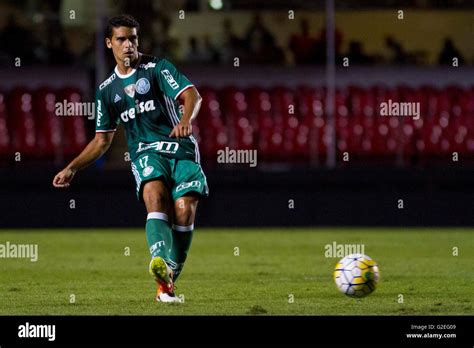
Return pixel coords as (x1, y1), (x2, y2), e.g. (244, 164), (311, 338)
(0, 85), (472, 165)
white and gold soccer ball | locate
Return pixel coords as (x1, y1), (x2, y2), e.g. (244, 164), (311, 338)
(333, 253), (380, 297)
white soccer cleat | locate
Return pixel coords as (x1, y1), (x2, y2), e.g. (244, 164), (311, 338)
(156, 287), (182, 303)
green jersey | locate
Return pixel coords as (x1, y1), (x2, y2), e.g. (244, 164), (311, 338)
(95, 54), (200, 163)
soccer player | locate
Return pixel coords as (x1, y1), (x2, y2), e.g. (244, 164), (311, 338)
(52, 14), (208, 303)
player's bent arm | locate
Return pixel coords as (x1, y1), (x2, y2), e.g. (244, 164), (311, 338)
(52, 132), (114, 188)
(180, 87), (202, 123)
(169, 87), (202, 138)
(67, 132), (115, 172)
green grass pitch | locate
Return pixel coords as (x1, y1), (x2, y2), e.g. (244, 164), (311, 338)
(0, 228), (472, 315)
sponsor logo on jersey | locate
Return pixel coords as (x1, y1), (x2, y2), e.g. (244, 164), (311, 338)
(120, 99), (156, 122)
(142, 166), (154, 177)
(99, 74), (116, 90)
(161, 70), (179, 90)
(136, 78), (151, 95)
(176, 181), (201, 192)
(136, 140), (179, 154)
(124, 84), (136, 98)
(114, 94), (121, 103)
(139, 62), (156, 70)
(97, 100), (103, 125)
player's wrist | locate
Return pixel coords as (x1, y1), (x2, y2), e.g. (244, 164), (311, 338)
(66, 166), (77, 175)
(180, 115), (192, 124)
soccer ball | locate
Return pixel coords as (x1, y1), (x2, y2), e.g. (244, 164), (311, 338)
(333, 253), (380, 297)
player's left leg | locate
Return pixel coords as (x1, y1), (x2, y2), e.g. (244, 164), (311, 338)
(169, 194), (199, 282)
(168, 159), (209, 282)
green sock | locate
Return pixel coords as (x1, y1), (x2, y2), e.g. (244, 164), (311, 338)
(146, 212), (172, 260)
(169, 224), (194, 281)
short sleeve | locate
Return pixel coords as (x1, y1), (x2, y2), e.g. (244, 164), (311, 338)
(95, 89), (119, 133)
(156, 59), (194, 100)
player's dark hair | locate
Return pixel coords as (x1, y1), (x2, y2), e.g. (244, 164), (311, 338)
(106, 14), (140, 39)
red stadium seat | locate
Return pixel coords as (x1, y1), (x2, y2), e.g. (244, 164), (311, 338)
(335, 88), (349, 117)
(33, 87), (63, 157)
(247, 86), (274, 130)
(57, 88), (88, 156)
(220, 86), (255, 150)
(199, 86), (224, 122)
(198, 86), (229, 160)
(349, 87), (375, 118)
(297, 85), (325, 119)
(291, 124), (311, 159)
(8, 88), (37, 156)
(271, 86), (297, 124)
(459, 88), (474, 117)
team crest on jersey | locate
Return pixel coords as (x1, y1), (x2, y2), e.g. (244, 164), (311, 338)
(143, 166), (154, 177)
(136, 78), (151, 95)
(124, 84), (136, 98)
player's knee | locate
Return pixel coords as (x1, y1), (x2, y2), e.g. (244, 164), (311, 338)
(174, 211), (193, 226)
(143, 181), (170, 211)
(155, 192), (169, 208)
(174, 197), (198, 225)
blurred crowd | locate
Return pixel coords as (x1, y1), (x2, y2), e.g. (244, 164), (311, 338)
(0, 4), (94, 68)
(0, 7), (468, 68)
(182, 15), (467, 66)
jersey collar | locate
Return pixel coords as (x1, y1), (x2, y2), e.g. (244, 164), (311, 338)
(114, 54), (142, 79)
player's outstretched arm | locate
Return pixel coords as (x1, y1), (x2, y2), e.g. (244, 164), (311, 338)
(169, 87), (202, 138)
(52, 132), (114, 188)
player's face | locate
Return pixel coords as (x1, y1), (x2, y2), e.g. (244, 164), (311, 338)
(106, 26), (139, 65)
